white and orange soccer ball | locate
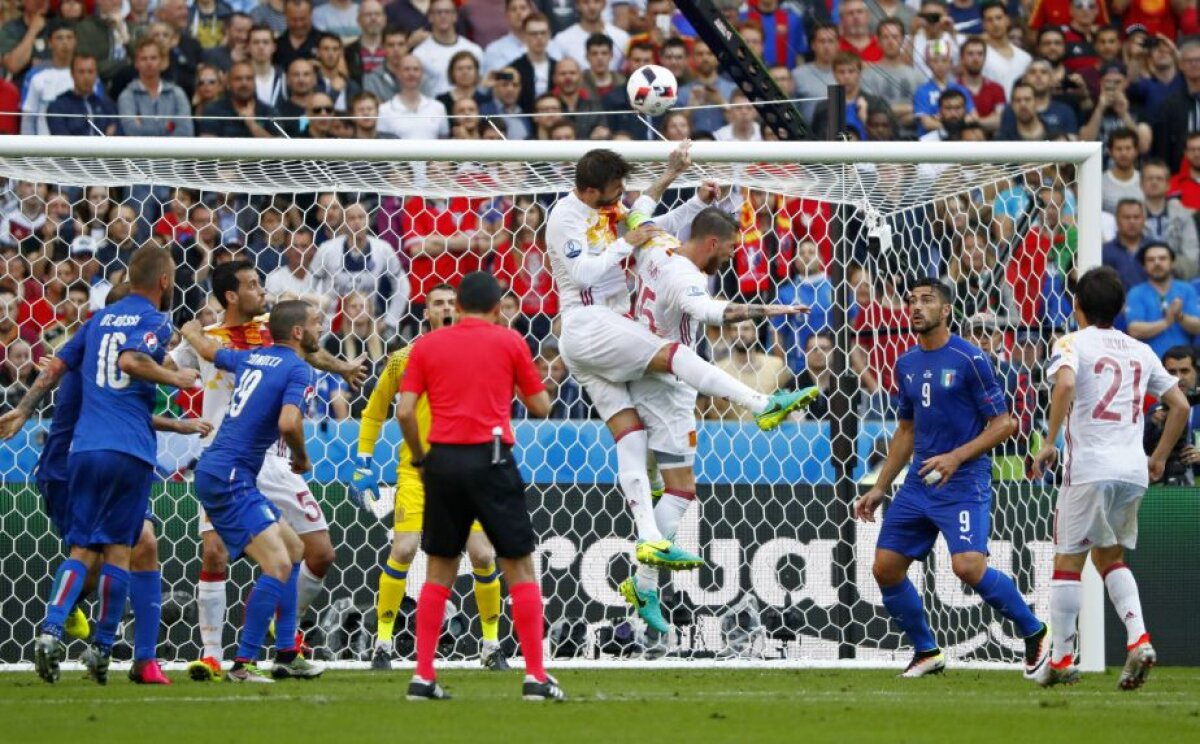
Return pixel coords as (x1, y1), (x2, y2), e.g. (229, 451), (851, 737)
(626, 64), (678, 116)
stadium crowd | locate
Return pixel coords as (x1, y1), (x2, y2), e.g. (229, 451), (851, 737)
(0, 0), (1199, 472)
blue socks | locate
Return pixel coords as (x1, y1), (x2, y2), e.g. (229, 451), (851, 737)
(43, 558), (88, 638)
(236, 575), (286, 662)
(130, 570), (162, 662)
(274, 563), (301, 652)
(973, 567), (1043, 638)
(881, 578), (938, 653)
(94, 564), (131, 652)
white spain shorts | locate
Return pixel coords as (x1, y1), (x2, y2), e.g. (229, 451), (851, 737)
(1054, 480), (1145, 554)
(559, 305), (669, 422)
(199, 452), (329, 537)
(629, 373), (698, 469)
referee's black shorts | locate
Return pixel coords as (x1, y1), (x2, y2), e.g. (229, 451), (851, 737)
(420, 443), (535, 559)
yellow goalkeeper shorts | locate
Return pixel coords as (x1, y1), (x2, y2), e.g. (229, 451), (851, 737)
(394, 472), (483, 534)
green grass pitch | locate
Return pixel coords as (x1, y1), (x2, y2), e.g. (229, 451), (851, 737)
(1, 668), (1198, 744)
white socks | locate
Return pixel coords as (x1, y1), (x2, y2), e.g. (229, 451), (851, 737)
(297, 561), (327, 619)
(1050, 571), (1081, 666)
(197, 578), (227, 660)
(1104, 564), (1148, 648)
(615, 428), (663, 543)
(634, 490), (695, 592)
(667, 344), (770, 414)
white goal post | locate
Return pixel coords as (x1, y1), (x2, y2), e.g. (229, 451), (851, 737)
(0, 137), (1104, 671)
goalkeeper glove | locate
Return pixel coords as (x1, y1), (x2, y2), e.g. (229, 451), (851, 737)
(348, 455), (377, 509)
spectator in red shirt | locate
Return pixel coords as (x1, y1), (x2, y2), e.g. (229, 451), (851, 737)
(1061, 0), (1102, 74)
(1007, 185), (1065, 325)
(1030, 0), (1110, 29)
(1113, 0), (1193, 40)
(503, 196), (556, 339)
(153, 187), (198, 243)
(839, 0), (883, 63)
(0, 76), (19, 135)
(1169, 130), (1200, 210)
(850, 272), (912, 417)
(401, 191), (484, 314)
(959, 36), (1007, 133)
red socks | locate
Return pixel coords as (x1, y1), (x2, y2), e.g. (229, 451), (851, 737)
(415, 582), (451, 681)
(510, 581), (546, 683)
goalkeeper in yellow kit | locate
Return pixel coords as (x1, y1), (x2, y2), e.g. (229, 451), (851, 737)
(350, 284), (507, 671)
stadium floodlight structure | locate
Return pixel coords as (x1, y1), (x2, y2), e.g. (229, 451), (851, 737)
(0, 137), (1104, 671)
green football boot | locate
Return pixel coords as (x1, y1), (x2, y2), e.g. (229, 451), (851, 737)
(635, 539), (703, 570)
(619, 577), (670, 635)
(755, 386), (820, 431)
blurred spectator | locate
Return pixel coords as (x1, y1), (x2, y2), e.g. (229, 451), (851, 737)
(791, 25), (838, 124)
(944, 226), (1015, 320)
(1035, 28), (1091, 124)
(252, 0), (288, 34)
(363, 26), (410, 101)
(1061, 0), (1102, 74)
(313, 0), (361, 42)
(773, 239), (833, 375)
(850, 271), (911, 416)
(1103, 198), (1152, 287)
(448, 96), (484, 138)
(47, 54), (118, 136)
(274, 57), (318, 136)
(97, 203), (140, 282)
(529, 92), (567, 139)
(22, 23), (77, 136)
(152, 2), (204, 97)
(313, 192), (344, 243)
(484, 0), (531, 74)
(118, 36), (194, 137)
(0, 75), (19, 135)
(344, 1), (387, 83)
(512, 12), (556, 114)
(911, 0), (963, 78)
(980, 2), (1030, 96)
(246, 206), (288, 269)
(1127, 28), (1183, 116)
(154, 187), (198, 242)
(265, 227), (319, 299)
(0, 290), (20, 350)
(1106, 129), (1151, 217)
(839, 0), (882, 62)
(0, 337), (38, 414)
(531, 348), (586, 419)
(794, 333), (834, 419)
(1016, 56), (1080, 135)
(580, 32), (623, 100)
(958, 36), (1006, 133)
(377, 54), (449, 139)
(812, 52), (885, 139)
(861, 19), (922, 133)
(1169, 130), (1200, 209)
(313, 32), (359, 110)
(1032, 0), (1110, 29)
(312, 202), (407, 332)
(349, 90), (392, 138)
(198, 62), (278, 137)
(1, 0), (53, 82)
(919, 89), (970, 142)
(743, 0), (808, 68)
(1007, 185), (1068, 325)
(204, 11), (252, 72)
(702, 319), (790, 421)
(1126, 241), (1200, 356)
(412, 0), (483, 98)
(1144, 345), (1200, 485)
(323, 289), (386, 370)
(914, 39), (973, 137)
(191, 63), (227, 116)
(481, 65), (530, 138)
(551, 0), (627, 71)
(551, 56), (604, 138)
(1081, 62), (1152, 152)
(274, 0), (320, 70)
(715, 91), (763, 142)
(300, 91), (336, 138)
(39, 279), (90, 353)
(436, 49), (490, 114)
(399, 188), (483, 315)
(248, 23), (284, 106)
(1141, 157), (1200, 278)
(997, 81), (1059, 141)
(190, 0), (233, 51)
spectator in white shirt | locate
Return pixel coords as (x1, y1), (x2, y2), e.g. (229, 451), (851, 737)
(483, 0), (531, 74)
(265, 227), (322, 302)
(714, 90), (763, 142)
(22, 23), (78, 136)
(312, 202), (407, 332)
(550, 0), (628, 71)
(411, 0), (483, 97)
(979, 1), (1030, 97)
(311, 0), (360, 42)
(377, 54), (449, 139)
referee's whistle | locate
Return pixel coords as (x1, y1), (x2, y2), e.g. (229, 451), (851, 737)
(492, 426), (503, 465)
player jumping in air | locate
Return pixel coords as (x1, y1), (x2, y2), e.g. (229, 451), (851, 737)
(169, 261), (365, 681)
(182, 301), (326, 683)
(546, 143), (816, 574)
(1032, 267), (1188, 689)
(31, 246), (201, 685)
(353, 284), (508, 671)
(622, 206), (813, 634)
(855, 277), (1050, 679)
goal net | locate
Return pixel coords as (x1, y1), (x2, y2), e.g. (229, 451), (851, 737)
(0, 138), (1103, 669)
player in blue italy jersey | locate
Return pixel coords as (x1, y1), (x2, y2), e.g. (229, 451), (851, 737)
(855, 277), (1050, 679)
(30, 246), (201, 685)
(0, 282), (211, 684)
(182, 300), (324, 682)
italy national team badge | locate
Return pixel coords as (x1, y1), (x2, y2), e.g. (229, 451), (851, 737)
(143, 331), (158, 351)
(941, 370), (956, 388)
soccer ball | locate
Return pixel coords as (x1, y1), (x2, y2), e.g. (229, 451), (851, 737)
(626, 65), (678, 116)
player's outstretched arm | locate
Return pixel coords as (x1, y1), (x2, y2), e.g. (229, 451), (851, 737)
(641, 139), (692, 203)
(1150, 385), (1191, 482)
(1033, 366), (1076, 478)
(519, 389), (552, 418)
(119, 350), (200, 389)
(855, 419), (915, 522)
(307, 349), (369, 391)
(179, 320), (221, 363)
(152, 416), (214, 437)
(0, 356), (68, 439)
(721, 303), (810, 324)
(279, 403), (311, 474)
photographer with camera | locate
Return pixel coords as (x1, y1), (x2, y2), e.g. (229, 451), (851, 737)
(1035, 27), (1093, 122)
(1081, 62), (1153, 155)
(1144, 345), (1200, 486)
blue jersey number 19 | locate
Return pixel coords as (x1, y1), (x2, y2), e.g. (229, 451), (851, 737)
(229, 369), (264, 418)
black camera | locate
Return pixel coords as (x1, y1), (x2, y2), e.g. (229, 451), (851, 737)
(1145, 37), (1161, 49)
(1156, 388), (1200, 486)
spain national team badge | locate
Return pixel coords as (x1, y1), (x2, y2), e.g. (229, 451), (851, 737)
(941, 370), (956, 388)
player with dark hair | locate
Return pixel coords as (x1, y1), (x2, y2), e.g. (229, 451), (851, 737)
(31, 245), (202, 684)
(353, 283), (508, 671)
(855, 277), (1050, 679)
(399, 272), (559, 701)
(1033, 267), (1188, 689)
(181, 300), (325, 682)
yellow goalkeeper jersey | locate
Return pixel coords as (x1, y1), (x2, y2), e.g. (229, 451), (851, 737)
(358, 344), (430, 479)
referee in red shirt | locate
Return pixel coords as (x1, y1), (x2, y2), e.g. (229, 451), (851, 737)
(397, 271), (560, 702)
